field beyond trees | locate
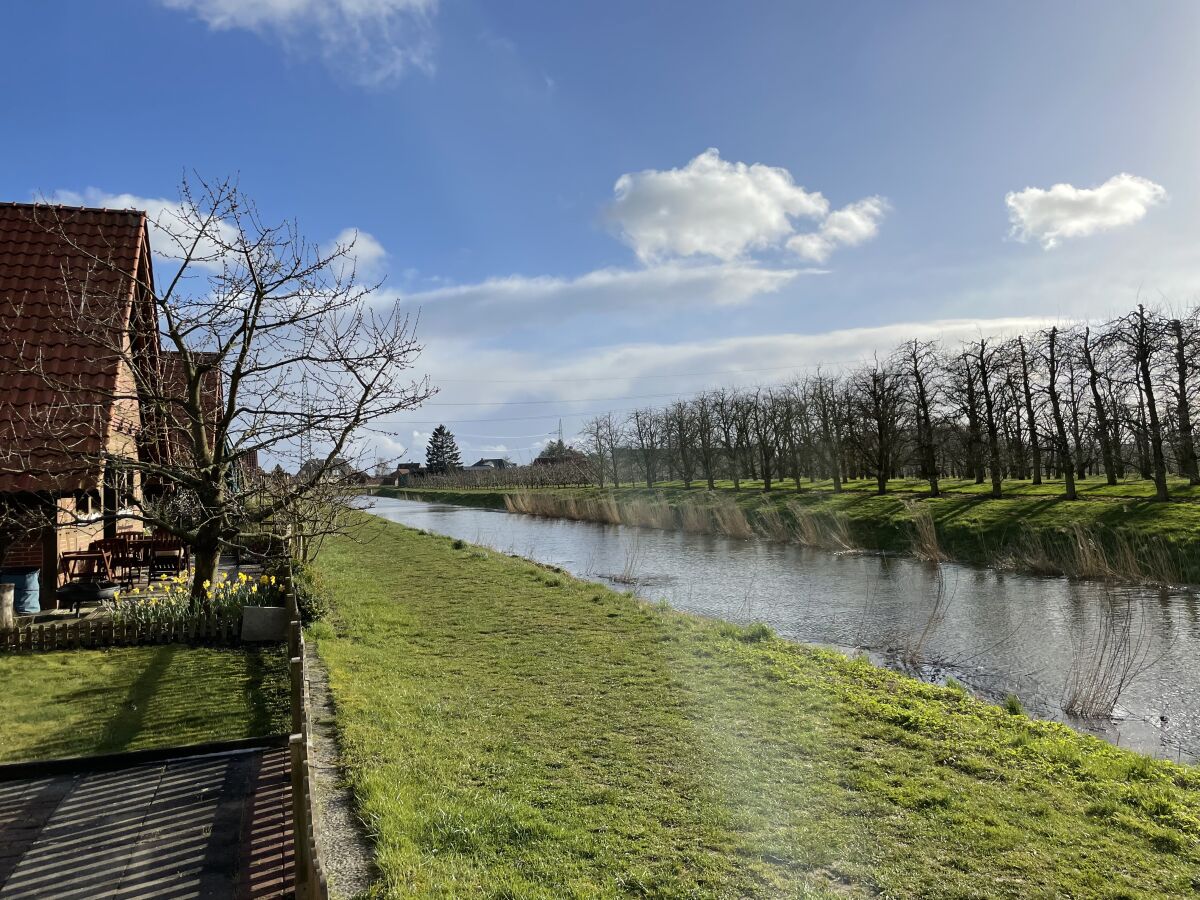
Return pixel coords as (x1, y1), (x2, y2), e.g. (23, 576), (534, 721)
(314, 517), (1200, 899)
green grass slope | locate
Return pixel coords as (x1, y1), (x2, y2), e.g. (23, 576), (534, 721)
(315, 518), (1200, 899)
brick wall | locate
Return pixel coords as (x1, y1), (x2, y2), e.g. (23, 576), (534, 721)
(4, 535), (42, 568)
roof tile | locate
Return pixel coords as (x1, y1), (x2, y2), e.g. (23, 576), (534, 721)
(0, 203), (148, 493)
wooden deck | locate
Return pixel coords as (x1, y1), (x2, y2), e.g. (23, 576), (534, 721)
(0, 747), (293, 899)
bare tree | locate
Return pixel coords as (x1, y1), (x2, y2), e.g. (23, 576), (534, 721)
(629, 407), (662, 488)
(1, 179), (432, 599)
(693, 394), (719, 490)
(972, 338), (1004, 498)
(712, 388), (743, 491)
(1017, 336), (1043, 484)
(810, 374), (844, 492)
(849, 357), (905, 494)
(666, 400), (697, 488)
(1041, 326), (1077, 500)
(1112, 305), (1169, 500)
(748, 388), (780, 491)
(1167, 314), (1200, 485)
(901, 340), (942, 496)
(1080, 326), (1119, 485)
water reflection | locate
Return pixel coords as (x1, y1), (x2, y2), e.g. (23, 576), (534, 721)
(367, 497), (1198, 762)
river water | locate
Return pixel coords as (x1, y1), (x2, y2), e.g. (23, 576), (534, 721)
(366, 496), (1200, 762)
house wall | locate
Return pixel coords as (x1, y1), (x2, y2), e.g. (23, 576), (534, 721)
(3, 496), (105, 608)
(4, 535), (43, 569)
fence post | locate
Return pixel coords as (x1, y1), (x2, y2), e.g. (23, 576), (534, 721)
(0, 584), (13, 631)
(289, 734), (312, 899)
(290, 656), (304, 735)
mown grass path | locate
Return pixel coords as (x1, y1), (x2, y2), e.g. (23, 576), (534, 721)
(316, 518), (1199, 899)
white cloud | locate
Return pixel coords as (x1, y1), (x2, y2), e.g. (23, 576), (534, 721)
(392, 261), (814, 337)
(158, 0), (438, 85)
(608, 149), (886, 265)
(327, 227), (388, 280)
(47, 188), (241, 271)
(788, 196), (889, 263)
(610, 148), (828, 263)
(1006, 173), (1167, 249)
(48, 189), (385, 282)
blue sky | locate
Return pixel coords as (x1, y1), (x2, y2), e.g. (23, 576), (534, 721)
(3, 1), (1199, 462)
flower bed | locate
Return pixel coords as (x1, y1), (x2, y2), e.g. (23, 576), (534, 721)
(105, 571), (285, 628)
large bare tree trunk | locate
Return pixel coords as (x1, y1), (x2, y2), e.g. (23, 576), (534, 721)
(1131, 306), (1170, 501)
(1045, 328), (1077, 501)
(975, 340), (1003, 498)
(1018, 337), (1042, 484)
(1170, 318), (1200, 485)
(1080, 327), (1118, 486)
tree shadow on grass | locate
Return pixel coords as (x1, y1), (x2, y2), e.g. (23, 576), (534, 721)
(10, 646), (291, 762)
(97, 644), (180, 754)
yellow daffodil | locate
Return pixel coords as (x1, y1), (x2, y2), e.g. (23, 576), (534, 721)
(202, 579), (211, 589)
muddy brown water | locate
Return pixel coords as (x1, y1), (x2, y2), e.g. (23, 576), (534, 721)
(367, 497), (1200, 762)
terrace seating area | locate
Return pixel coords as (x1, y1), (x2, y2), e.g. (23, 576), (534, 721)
(59, 535), (191, 588)
(50, 535), (195, 617)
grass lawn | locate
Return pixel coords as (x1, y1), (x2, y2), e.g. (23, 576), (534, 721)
(0, 645), (290, 763)
(316, 517), (1200, 899)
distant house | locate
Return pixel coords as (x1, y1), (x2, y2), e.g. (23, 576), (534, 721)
(382, 462), (424, 486)
(464, 458), (512, 472)
(296, 457), (362, 484)
(0, 203), (157, 597)
(532, 443), (588, 468)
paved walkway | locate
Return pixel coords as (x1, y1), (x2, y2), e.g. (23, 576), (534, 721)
(0, 747), (293, 899)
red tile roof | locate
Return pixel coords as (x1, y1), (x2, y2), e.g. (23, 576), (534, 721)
(0, 203), (151, 493)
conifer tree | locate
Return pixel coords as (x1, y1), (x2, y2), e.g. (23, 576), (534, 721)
(426, 425), (462, 474)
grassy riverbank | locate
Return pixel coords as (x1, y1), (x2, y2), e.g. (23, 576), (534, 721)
(315, 516), (1199, 899)
(0, 646), (290, 762)
(376, 481), (1200, 582)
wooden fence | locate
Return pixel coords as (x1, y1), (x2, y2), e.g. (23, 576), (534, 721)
(0, 613), (242, 652)
(287, 602), (330, 900)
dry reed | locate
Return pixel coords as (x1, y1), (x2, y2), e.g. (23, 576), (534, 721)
(751, 505), (791, 541)
(678, 500), (712, 534)
(1002, 525), (1182, 585)
(787, 502), (857, 553)
(1062, 591), (1159, 718)
(906, 503), (945, 563)
(710, 497), (754, 539)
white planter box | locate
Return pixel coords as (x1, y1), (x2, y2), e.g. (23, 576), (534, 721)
(241, 605), (290, 642)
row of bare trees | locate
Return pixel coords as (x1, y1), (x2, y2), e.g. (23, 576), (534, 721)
(580, 304), (1200, 501)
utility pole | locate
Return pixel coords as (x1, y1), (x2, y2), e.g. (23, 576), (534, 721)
(299, 374), (313, 465)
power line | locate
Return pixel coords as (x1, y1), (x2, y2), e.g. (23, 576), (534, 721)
(422, 390), (695, 407)
(381, 406), (644, 426)
(382, 356), (868, 427)
(428, 357), (864, 385)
